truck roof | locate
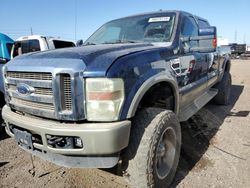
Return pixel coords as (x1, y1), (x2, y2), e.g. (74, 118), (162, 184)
(110, 10), (208, 25)
(16, 35), (74, 43)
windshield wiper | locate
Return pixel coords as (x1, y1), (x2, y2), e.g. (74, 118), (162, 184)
(103, 40), (142, 44)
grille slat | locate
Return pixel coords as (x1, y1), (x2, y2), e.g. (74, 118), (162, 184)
(7, 84), (53, 96)
(62, 74), (72, 110)
(6, 71), (55, 112)
(7, 72), (52, 80)
(11, 98), (55, 111)
(6, 71), (73, 115)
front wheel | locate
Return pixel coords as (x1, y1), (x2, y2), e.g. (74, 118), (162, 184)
(122, 108), (181, 188)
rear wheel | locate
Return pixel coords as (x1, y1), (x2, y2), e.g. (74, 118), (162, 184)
(213, 72), (232, 105)
(122, 108), (181, 188)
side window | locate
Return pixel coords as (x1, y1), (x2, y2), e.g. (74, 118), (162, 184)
(181, 16), (198, 37)
(22, 40), (41, 53)
(53, 40), (75, 49)
(12, 40), (40, 58)
(181, 16), (198, 48)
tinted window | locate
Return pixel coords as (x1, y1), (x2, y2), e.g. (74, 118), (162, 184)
(181, 16), (198, 37)
(53, 40), (75, 49)
(13, 39), (40, 57)
(181, 16), (198, 48)
(198, 19), (210, 28)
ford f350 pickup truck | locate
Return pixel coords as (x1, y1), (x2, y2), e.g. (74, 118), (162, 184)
(2, 11), (231, 188)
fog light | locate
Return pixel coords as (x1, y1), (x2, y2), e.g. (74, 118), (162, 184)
(74, 137), (83, 148)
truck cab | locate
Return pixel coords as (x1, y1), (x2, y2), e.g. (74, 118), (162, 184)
(0, 33), (13, 62)
(11, 35), (75, 58)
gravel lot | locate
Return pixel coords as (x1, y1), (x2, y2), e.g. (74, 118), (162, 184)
(0, 59), (249, 188)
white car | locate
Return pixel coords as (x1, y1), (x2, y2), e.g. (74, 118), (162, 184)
(11, 35), (75, 58)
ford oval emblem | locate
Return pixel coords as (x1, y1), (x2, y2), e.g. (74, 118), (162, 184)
(16, 83), (35, 96)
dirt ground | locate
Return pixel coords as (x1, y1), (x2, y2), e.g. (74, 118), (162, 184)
(0, 59), (249, 188)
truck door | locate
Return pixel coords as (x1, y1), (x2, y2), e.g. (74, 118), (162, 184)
(176, 15), (208, 108)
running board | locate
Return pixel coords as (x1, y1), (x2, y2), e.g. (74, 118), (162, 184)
(178, 88), (218, 122)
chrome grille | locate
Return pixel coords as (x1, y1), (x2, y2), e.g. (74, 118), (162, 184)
(5, 70), (79, 120)
(6, 71), (54, 113)
(11, 98), (54, 111)
(7, 84), (53, 96)
(62, 74), (72, 110)
(7, 71), (52, 80)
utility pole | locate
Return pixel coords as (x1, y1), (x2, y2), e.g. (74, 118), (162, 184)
(74, 0), (77, 42)
(30, 27), (33, 35)
(234, 30), (238, 43)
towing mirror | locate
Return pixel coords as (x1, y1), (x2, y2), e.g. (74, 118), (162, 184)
(76, 39), (83, 46)
(181, 26), (217, 53)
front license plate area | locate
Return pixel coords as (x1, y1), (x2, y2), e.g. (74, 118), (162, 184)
(13, 128), (34, 150)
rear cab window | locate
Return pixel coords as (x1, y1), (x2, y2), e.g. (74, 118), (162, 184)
(13, 39), (41, 58)
(198, 19), (210, 28)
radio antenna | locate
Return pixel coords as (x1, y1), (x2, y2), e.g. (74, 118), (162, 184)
(74, 0), (77, 42)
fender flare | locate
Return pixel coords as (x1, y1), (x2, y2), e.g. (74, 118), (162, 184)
(219, 56), (231, 81)
(126, 72), (180, 119)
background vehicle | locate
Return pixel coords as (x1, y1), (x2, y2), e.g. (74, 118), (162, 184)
(2, 11), (231, 188)
(0, 33), (14, 133)
(0, 33), (14, 102)
(229, 43), (246, 58)
(11, 35), (75, 58)
(241, 45), (250, 59)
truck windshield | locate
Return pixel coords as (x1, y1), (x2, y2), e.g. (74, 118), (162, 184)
(85, 13), (176, 45)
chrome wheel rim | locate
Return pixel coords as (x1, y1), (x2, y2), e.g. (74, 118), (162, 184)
(155, 127), (177, 179)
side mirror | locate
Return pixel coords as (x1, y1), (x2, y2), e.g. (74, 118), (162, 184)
(76, 39), (83, 46)
(181, 26), (217, 53)
(0, 58), (7, 64)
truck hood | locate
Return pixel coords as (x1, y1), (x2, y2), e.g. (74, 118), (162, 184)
(8, 43), (160, 76)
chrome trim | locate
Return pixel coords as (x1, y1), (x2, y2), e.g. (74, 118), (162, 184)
(7, 78), (52, 88)
(10, 92), (54, 104)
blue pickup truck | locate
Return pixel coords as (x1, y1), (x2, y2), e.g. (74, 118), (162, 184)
(2, 11), (231, 187)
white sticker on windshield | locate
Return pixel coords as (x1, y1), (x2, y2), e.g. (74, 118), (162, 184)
(148, 17), (170, 23)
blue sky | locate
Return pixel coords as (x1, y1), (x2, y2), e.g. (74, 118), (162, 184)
(1, 0), (249, 44)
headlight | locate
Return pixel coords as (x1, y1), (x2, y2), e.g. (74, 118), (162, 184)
(86, 78), (125, 121)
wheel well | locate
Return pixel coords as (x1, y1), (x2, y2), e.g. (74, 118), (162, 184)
(137, 82), (175, 112)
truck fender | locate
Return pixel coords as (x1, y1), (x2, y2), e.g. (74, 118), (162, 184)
(126, 72), (179, 119)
